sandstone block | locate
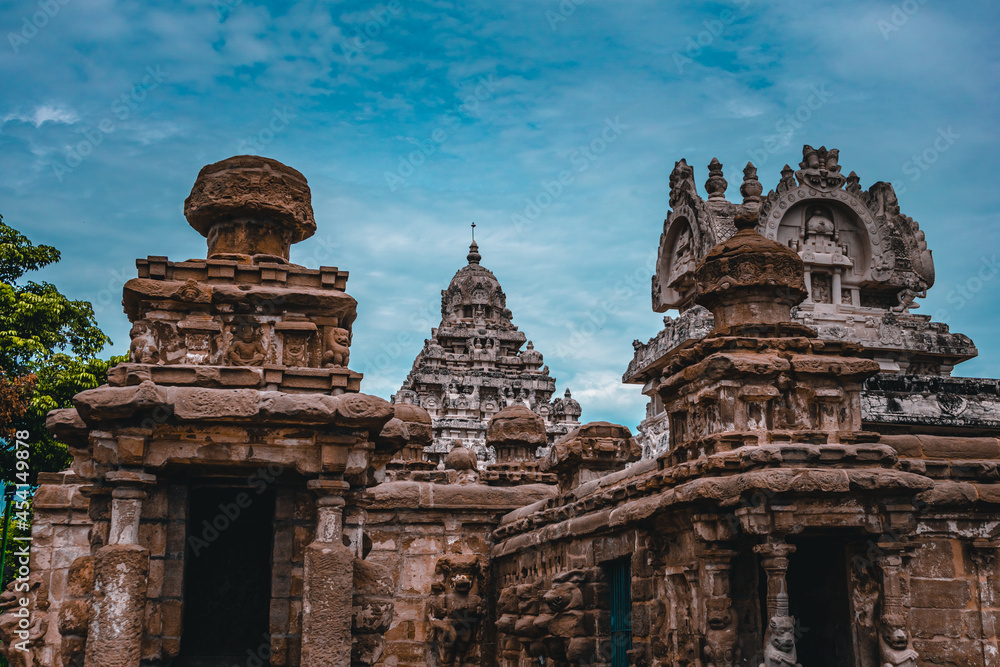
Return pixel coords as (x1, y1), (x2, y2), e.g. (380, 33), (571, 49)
(918, 435), (1000, 460)
(909, 578), (972, 609)
(301, 542), (354, 666)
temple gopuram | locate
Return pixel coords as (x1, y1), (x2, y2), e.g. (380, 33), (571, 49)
(3, 147), (999, 667)
(393, 238), (581, 465)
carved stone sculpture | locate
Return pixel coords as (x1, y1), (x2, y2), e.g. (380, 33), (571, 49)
(282, 331), (311, 366)
(352, 558), (395, 666)
(324, 326), (351, 368)
(760, 616), (800, 667)
(878, 614), (918, 667)
(227, 323), (266, 366)
(703, 598), (738, 667)
(795, 145), (845, 190)
(427, 556), (485, 667)
(128, 321), (159, 364)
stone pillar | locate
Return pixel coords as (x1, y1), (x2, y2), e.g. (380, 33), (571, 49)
(85, 471), (154, 667)
(755, 542), (794, 620)
(701, 550), (739, 667)
(754, 541), (798, 663)
(875, 549), (905, 619)
(875, 544), (920, 666)
(300, 478), (355, 667)
(969, 540), (1000, 665)
(832, 270), (842, 310)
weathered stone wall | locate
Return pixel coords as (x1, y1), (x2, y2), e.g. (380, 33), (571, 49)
(363, 480), (554, 666)
(138, 482), (184, 662)
(270, 487), (315, 666)
(6, 472), (93, 667)
(901, 536), (999, 665)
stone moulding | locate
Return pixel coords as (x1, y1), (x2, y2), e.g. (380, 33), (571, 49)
(70, 382), (392, 428)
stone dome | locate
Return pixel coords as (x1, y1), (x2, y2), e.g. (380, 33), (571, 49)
(486, 404), (547, 446)
(694, 211), (808, 329)
(392, 402), (433, 444)
(444, 442), (479, 471)
(520, 341), (543, 368)
(562, 389), (581, 417)
(441, 241), (512, 326)
(184, 155), (316, 262)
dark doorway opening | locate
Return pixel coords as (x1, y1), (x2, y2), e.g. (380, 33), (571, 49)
(179, 484), (275, 666)
(605, 558), (632, 667)
(785, 536), (855, 667)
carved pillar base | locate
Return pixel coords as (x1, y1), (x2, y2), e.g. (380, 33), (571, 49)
(301, 542), (355, 666)
(300, 478), (354, 667)
(84, 544), (149, 667)
(754, 541), (798, 667)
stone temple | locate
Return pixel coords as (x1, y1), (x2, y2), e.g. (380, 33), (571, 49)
(3, 147), (1000, 667)
(393, 237), (581, 465)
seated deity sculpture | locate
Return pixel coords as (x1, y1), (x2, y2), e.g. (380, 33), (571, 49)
(227, 324), (265, 366)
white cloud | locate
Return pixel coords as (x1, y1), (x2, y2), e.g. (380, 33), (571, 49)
(3, 104), (79, 127)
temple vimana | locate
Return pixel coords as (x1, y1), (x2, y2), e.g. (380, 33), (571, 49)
(392, 236), (582, 466)
(2, 145), (1000, 667)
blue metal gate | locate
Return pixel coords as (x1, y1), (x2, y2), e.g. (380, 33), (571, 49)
(607, 558), (632, 666)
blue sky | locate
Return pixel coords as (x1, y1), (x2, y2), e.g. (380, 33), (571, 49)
(2, 0), (998, 430)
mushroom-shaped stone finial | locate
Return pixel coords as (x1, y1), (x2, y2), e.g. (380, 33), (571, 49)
(487, 405), (546, 464)
(184, 155), (316, 263)
(694, 211), (807, 330)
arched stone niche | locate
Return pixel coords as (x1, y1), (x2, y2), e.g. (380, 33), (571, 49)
(654, 203), (716, 312)
(762, 185), (888, 312)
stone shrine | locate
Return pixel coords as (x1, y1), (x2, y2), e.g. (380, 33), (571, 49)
(3, 147), (1000, 667)
(0, 156), (424, 667)
(393, 237), (581, 464)
(626, 147), (983, 457)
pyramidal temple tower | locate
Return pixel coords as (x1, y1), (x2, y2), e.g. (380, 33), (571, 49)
(393, 237), (581, 463)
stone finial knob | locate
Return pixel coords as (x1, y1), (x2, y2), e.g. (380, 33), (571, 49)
(740, 161), (763, 204)
(705, 157), (727, 200)
(184, 155), (316, 262)
(467, 241), (481, 265)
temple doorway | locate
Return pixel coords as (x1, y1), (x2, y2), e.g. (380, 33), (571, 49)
(786, 536), (855, 666)
(179, 484), (275, 666)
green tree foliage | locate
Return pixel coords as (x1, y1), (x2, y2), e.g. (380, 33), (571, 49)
(0, 214), (117, 484)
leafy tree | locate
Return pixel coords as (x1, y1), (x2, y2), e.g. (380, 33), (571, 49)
(0, 214), (116, 485)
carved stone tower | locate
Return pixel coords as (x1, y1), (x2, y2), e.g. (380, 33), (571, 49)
(394, 239), (581, 464)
